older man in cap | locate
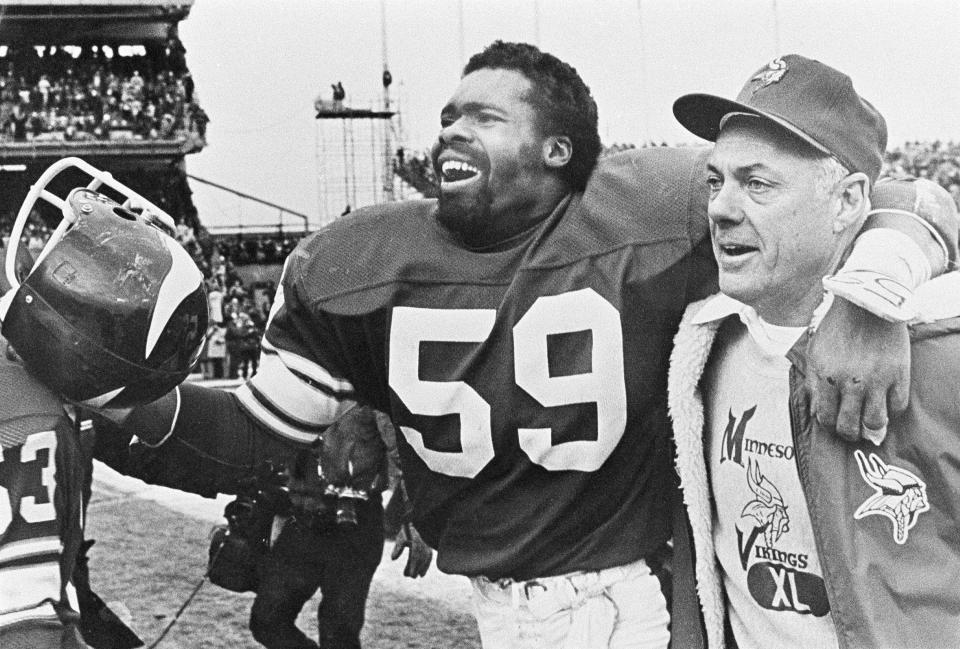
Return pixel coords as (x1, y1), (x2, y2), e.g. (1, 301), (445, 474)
(667, 54), (960, 649)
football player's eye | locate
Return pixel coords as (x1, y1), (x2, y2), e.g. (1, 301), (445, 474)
(706, 174), (722, 193)
(440, 113), (457, 128)
(473, 110), (504, 125)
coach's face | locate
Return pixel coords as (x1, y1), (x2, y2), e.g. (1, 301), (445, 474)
(706, 118), (849, 325)
(432, 68), (560, 248)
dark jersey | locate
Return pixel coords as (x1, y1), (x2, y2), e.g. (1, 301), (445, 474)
(231, 147), (717, 579)
(0, 347), (87, 648)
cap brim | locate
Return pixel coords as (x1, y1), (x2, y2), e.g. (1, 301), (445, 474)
(673, 92), (832, 158)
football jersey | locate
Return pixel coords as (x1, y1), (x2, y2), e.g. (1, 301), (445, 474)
(237, 147), (718, 579)
(0, 345), (87, 648)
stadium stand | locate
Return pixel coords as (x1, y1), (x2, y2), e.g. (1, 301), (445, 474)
(0, 43), (206, 144)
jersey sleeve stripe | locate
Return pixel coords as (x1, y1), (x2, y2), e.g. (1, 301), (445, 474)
(244, 381), (327, 434)
(261, 338), (354, 395)
(0, 537), (61, 563)
(246, 349), (353, 426)
(0, 601), (58, 628)
(0, 562), (62, 611)
(234, 382), (353, 445)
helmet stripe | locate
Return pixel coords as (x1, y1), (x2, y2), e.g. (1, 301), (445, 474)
(78, 386), (125, 409)
(146, 235), (203, 359)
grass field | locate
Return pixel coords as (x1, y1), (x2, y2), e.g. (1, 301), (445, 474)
(84, 479), (482, 649)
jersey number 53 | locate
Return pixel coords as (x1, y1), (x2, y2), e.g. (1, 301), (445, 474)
(0, 429), (58, 534)
(389, 288), (627, 478)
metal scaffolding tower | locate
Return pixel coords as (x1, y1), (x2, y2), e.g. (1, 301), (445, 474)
(314, 100), (398, 227)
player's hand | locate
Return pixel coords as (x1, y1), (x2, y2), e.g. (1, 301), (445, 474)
(87, 389), (179, 447)
(390, 522), (432, 578)
(805, 297), (910, 444)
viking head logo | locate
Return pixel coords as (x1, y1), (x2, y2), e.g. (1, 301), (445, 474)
(854, 450), (929, 545)
(741, 458), (790, 547)
(751, 57), (788, 92)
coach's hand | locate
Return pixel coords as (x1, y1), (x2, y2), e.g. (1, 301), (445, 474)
(391, 522), (432, 578)
(806, 297), (910, 444)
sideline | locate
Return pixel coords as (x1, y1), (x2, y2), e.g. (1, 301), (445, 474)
(91, 458), (474, 614)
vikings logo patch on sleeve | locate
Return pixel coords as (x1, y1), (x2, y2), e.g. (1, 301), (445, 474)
(853, 450), (930, 544)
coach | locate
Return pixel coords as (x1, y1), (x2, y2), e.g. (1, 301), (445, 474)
(668, 54), (960, 649)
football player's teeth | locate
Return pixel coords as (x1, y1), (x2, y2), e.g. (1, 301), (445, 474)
(441, 160), (479, 182)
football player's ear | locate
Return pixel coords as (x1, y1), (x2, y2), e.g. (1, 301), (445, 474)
(542, 135), (572, 169)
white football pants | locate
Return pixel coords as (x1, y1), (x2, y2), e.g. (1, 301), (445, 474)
(470, 557), (670, 649)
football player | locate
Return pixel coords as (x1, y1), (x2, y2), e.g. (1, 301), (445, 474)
(0, 158), (207, 648)
(0, 339), (92, 649)
(88, 42), (954, 648)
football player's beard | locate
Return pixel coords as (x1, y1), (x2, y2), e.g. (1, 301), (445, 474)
(436, 182), (495, 249)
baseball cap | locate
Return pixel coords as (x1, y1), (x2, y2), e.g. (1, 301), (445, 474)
(673, 54), (887, 183)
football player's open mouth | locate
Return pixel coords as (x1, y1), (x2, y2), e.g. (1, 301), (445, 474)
(719, 243), (757, 257)
(440, 159), (481, 187)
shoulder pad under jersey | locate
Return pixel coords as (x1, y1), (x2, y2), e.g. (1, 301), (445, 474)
(527, 146), (712, 267)
(287, 200), (438, 314)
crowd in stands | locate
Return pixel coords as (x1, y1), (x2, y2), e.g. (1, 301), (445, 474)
(201, 232), (302, 267)
(197, 268), (275, 382)
(0, 40), (208, 144)
(175, 230), (303, 381)
(882, 140), (960, 206)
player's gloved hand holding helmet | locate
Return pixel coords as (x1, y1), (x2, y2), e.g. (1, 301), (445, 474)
(0, 157), (208, 409)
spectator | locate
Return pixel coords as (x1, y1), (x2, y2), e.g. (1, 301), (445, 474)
(222, 295), (241, 321)
(37, 74), (50, 106)
(331, 81), (345, 110)
(207, 279), (224, 325)
(200, 323), (227, 380)
(225, 309), (259, 379)
(227, 278), (247, 303)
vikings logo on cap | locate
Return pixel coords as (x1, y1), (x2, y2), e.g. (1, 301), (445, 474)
(750, 57), (788, 93)
(853, 449), (929, 545)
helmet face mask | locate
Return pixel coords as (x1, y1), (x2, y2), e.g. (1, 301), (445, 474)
(2, 158), (208, 408)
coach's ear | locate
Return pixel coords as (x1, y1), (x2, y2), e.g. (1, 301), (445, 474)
(833, 171), (870, 232)
(543, 135), (572, 169)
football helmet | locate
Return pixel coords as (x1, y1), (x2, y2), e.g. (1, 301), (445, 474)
(0, 157), (207, 408)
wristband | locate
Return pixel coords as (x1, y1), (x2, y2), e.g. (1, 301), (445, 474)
(842, 228), (932, 289)
(826, 228), (930, 322)
(823, 270), (916, 323)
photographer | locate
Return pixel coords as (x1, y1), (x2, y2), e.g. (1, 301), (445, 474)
(206, 405), (431, 649)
